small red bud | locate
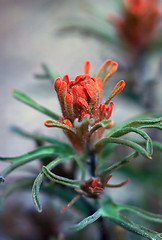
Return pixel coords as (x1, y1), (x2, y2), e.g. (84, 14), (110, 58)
(83, 60), (91, 74)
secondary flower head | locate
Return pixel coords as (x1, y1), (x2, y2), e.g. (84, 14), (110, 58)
(111, 0), (161, 51)
(45, 60), (125, 153)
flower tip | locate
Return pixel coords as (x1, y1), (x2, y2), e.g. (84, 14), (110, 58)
(63, 74), (70, 84)
(110, 101), (114, 107)
(83, 60), (91, 74)
(44, 120), (52, 127)
(106, 120), (114, 129)
(120, 80), (126, 87)
(54, 77), (62, 92)
(63, 119), (72, 128)
(97, 59), (118, 86)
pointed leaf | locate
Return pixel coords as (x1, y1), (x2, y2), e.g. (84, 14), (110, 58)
(94, 137), (151, 159)
(11, 126), (74, 153)
(96, 60), (118, 85)
(98, 151), (139, 176)
(106, 117), (162, 139)
(71, 209), (102, 231)
(124, 118), (162, 129)
(32, 171), (44, 212)
(109, 127), (153, 156)
(90, 119), (113, 135)
(61, 18), (118, 45)
(118, 205), (162, 223)
(105, 80), (125, 104)
(101, 197), (162, 240)
(42, 64), (60, 82)
(32, 155), (74, 212)
(44, 120), (75, 134)
(0, 146), (71, 178)
(12, 89), (59, 120)
(35, 64), (59, 83)
(42, 166), (80, 188)
(133, 140), (162, 152)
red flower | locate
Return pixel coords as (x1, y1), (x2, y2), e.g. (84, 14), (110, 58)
(45, 60), (125, 153)
(111, 0), (161, 50)
(76, 175), (130, 198)
(61, 175), (130, 213)
(81, 177), (105, 196)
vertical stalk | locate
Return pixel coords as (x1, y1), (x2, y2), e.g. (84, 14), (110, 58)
(86, 144), (97, 177)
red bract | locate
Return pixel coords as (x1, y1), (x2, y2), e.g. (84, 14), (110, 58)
(77, 175), (130, 198)
(45, 60), (125, 153)
(60, 175), (130, 213)
(111, 0), (161, 50)
(82, 177), (105, 196)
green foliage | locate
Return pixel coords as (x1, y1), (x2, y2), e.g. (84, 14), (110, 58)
(101, 197), (162, 240)
(0, 145), (74, 179)
(94, 137), (152, 159)
(12, 89), (59, 120)
(90, 119), (113, 134)
(71, 210), (102, 231)
(42, 166), (80, 188)
(97, 151), (139, 177)
(32, 155), (75, 212)
(44, 119), (76, 134)
(72, 196), (162, 239)
(35, 64), (60, 83)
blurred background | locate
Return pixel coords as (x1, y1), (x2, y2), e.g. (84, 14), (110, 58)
(0, 0), (162, 239)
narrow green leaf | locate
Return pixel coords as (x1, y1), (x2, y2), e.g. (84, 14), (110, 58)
(106, 117), (162, 138)
(45, 120), (75, 134)
(35, 74), (49, 79)
(42, 64), (60, 82)
(42, 166), (80, 188)
(98, 151), (139, 176)
(71, 209), (102, 231)
(32, 171), (44, 212)
(0, 146), (70, 178)
(35, 64), (59, 83)
(90, 120), (112, 135)
(12, 89), (59, 120)
(132, 139), (162, 152)
(124, 118), (162, 129)
(110, 127), (153, 155)
(32, 155), (74, 212)
(61, 18), (118, 45)
(118, 205), (162, 223)
(11, 126), (74, 154)
(101, 198), (162, 240)
(109, 215), (162, 240)
(94, 137), (151, 159)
